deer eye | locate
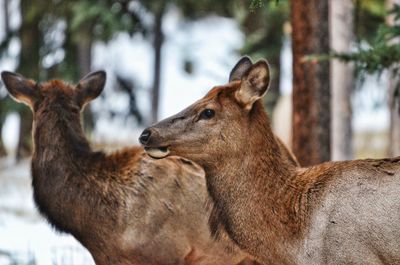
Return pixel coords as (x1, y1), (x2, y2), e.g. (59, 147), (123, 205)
(200, 109), (215, 120)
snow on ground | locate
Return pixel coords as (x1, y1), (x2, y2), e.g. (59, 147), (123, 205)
(0, 159), (94, 265)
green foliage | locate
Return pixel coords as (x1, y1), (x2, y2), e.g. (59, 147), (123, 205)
(335, 4), (400, 77)
(68, 0), (141, 41)
(329, 2), (400, 108)
(249, 0), (265, 11)
(239, 0), (288, 59)
(172, 0), (233, 19)
(354, 0), (386, 42)
(249, 0), (279, 11)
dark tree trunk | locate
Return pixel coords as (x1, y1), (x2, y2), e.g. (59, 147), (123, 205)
(77, 34), (95, 132)
(17, 108), (33, 160)
(265, 55), (282, 114)
(77, 38), (92, 75)
(0, 114), (6, 157)
(388, 76), (400, 156)
(291, 0), (331, 166)
(3, 0), (10, 35)
(16, 0), (43, 159)
(0, 0), (10, 157)
(151, 2), (165, 124)
(60, 16), (80, 81)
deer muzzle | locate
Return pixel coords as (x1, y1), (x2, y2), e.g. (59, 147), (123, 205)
(139, 128), (170, 159)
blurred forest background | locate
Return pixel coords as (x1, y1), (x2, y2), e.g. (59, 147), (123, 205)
(0, 0), (399, 264)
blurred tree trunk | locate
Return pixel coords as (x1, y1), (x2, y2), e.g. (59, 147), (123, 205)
(265, 56), (282, 114)
(16, 0), (43, 159)
(77, 37), (92, 75)
(0, 114), (6, 157)
(16, 108), (33, 159)
(151, 1), (166, 124)
(59, 13), (80, 81)
(387, 0), (400, 156)
(3, 0), (10, 35)
(0, 0), (10, 157)
(330, 0), (354, 161)
(0, 90), (6, 157)
(291, 0), (331, 166)
(388, 76), (400, 156)
(76, 31), (95, 132)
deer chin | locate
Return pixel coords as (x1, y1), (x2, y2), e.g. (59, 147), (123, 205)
(144, 147), (170, 159)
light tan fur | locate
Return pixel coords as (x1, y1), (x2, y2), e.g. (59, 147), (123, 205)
(141, 58), (400, 265)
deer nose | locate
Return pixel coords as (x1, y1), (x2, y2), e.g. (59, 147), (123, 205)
(139, 129), (152, 145)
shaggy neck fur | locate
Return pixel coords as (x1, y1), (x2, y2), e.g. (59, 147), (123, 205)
(204, 101), (304, 264)
(31, 101), (106, 242)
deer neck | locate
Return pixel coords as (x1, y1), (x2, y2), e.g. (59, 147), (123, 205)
(31, 105), (101, 238)
(33, 106), (93, 161)
(203, 102), (302, 263)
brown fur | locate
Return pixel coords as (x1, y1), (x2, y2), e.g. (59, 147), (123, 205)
(142, 60), (400, 265)
(2, 71), (263, 265)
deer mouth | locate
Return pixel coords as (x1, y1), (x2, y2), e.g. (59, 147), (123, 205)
(144, 146), (170, 159)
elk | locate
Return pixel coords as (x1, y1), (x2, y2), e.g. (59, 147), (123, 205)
(1, 71), (270, 265)
(140, 57), (400, 265)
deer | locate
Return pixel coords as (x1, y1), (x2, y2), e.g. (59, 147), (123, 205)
(140, 56), (400, 265)
(1, 70), (271, 265)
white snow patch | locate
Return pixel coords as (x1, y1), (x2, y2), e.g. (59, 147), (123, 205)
(91, 9), (243, 142)
(2, 112), (19, 157)
(0, 160), (94, 265)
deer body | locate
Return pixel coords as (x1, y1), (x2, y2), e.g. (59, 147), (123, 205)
(298, 160), (400, 265)
(203, 102), (400, 265)
(140, 57), (400, 265)
(32, 118), (221, 264)
(2, 73), (264, 265)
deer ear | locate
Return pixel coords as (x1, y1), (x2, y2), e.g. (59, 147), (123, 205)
(235, 60), (270, 109)
(1, 71), (38, 107)
(75, 71), (106, 107)
(229, 56), (253, 82)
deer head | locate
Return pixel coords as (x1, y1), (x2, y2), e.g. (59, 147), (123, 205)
(1, 71), (106, 114)
(140, 57), (271, 164)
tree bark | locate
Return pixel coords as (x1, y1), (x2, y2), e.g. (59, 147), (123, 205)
(330, 0), (354, 161)
(0, 0), (10, 157)
(3, 0), (10, 35)
(77, 35), (95, 132)
(291, 0), (331, 166)
(151, 2), (165, 124)
(386, 0), (400, 156)
(265, 55), (282, 114)
(16, 0), (43, 159)
(388, 76), (400, 156)
(16, 108), (33, 160)
(0, 115), (6, 156)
